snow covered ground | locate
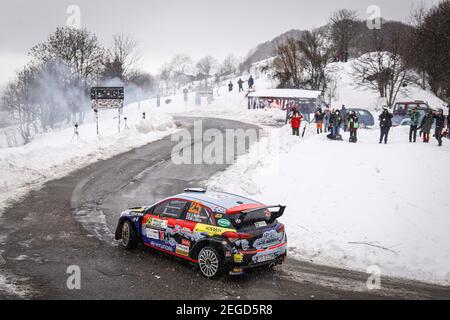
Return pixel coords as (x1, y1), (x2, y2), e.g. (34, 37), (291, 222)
(0, 103), (177, 215)
(207, 125), (450, 286)
(1, 56), (448, 287)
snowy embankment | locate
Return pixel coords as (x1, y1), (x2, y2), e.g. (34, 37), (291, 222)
(0, 103), (177, 214)
(207, 125), (450, 286)
(327, 61), (446, 111)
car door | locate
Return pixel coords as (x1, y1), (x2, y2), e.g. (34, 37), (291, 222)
(142, 199), (189, 254)
(174, 201), (216, 258)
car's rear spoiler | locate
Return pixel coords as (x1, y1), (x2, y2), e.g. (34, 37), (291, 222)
(234, 205), (286, 222)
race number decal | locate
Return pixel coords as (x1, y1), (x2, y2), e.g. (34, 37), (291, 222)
(188, 202), (202, 215)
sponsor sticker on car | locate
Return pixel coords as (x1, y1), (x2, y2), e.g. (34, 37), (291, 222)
(146, 228), (160, 240)
(217, 219), (231, 228)
(255, 221), (267, 228)
(257, 254), (276, 263)
(146, 218), (168, 230)
(176, 244), (190, 257)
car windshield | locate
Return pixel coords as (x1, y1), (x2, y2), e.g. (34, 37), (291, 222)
(395, 104), (407, 114)
(358, 110), (369, 116)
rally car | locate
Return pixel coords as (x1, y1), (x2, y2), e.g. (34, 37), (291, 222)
(115, 188), (287, 278)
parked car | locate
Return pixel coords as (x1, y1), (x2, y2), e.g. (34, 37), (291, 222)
(115, 188), (287, 278)
(392, 101), (434, 126)
(347, 108), (375, 127)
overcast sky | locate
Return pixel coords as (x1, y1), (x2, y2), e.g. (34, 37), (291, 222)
(0, 0), (442, 87)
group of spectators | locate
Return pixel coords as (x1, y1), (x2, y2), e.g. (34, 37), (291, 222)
(378, 106), (448, 146)
(229, 76), (255, 93)
(288, 103), (450, 146)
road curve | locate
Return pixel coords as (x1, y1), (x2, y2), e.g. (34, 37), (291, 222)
(0, 117), (448, 300)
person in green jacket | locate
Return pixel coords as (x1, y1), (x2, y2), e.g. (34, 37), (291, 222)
(408, 107), (421, 143)
(418, 110), (433, 143)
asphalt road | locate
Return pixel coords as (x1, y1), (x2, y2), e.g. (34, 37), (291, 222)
(0, 117), (449, 300)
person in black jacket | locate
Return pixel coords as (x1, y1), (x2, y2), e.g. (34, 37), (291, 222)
(379, 108), (393, 144)
(433, 109), (446, 146)
(329, 109), (342, 137)
(238, 78), (244, 92)
(313, 108), (325, 134)
(248, 76), (255, 90)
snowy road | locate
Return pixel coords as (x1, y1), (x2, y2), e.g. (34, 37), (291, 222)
(0, 117), (449, 300)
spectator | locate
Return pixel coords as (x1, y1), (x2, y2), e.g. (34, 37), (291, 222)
(419, 110), (433, 143)
(314, 108), (325, 134)
(228, 81), (234, 92)
(408, 107), (420, 143)
(347, 110), (359, 143)
(248, 76), (255, 90)
(290, 109), (303, 137)
(238, 78), (245, 92)
(324, 105), (331, 133)
(379, 108), (393, 144)
(433, 109), (446, 147)
(330, 109), (342, 137)
(341, 105), (348, 131)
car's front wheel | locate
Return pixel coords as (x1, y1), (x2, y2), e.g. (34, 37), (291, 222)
(121, 220), (138, 250)
(198, 247), (224, 279)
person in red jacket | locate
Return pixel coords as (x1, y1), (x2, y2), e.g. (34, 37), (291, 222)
(290, 109), (303, 136)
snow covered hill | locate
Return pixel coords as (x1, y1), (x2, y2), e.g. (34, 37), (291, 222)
(326, 60), (446, 111)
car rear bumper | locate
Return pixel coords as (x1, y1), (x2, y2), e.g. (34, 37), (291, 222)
(226, 242), (288, 275)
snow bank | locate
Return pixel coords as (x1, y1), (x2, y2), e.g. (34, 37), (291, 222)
(327, 60), (447, 112)
(0, 103), (177, 214)
(207, 125), (450, 285)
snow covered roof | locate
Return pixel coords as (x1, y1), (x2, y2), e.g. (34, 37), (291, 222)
(248, 89), (322, 99)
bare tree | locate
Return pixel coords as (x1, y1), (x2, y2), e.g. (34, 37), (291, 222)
(102, 33), (140, 81)
(113, 33), (140, 75)
(218, 54), (239, 78)
(298, 30), (333, 91)
(169, 54), (194, 89)
(352, 30), (414, 106)
(158, 62), (175, 95)
(404, 4), (429, 89)
(272, 38), (304, 88)
(410, 1), (450, 99)
(196, 56), (218, 86)
(170, 54), (193, 75)
(128, 72), (155, 92)
(30, 27), (105, 84)
(329, 9), (360, 61)
(2, 66), (38, 144)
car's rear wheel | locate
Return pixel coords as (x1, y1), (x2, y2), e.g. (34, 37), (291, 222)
(198, 247), (224, 279)
(121, 220), (138, 250)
